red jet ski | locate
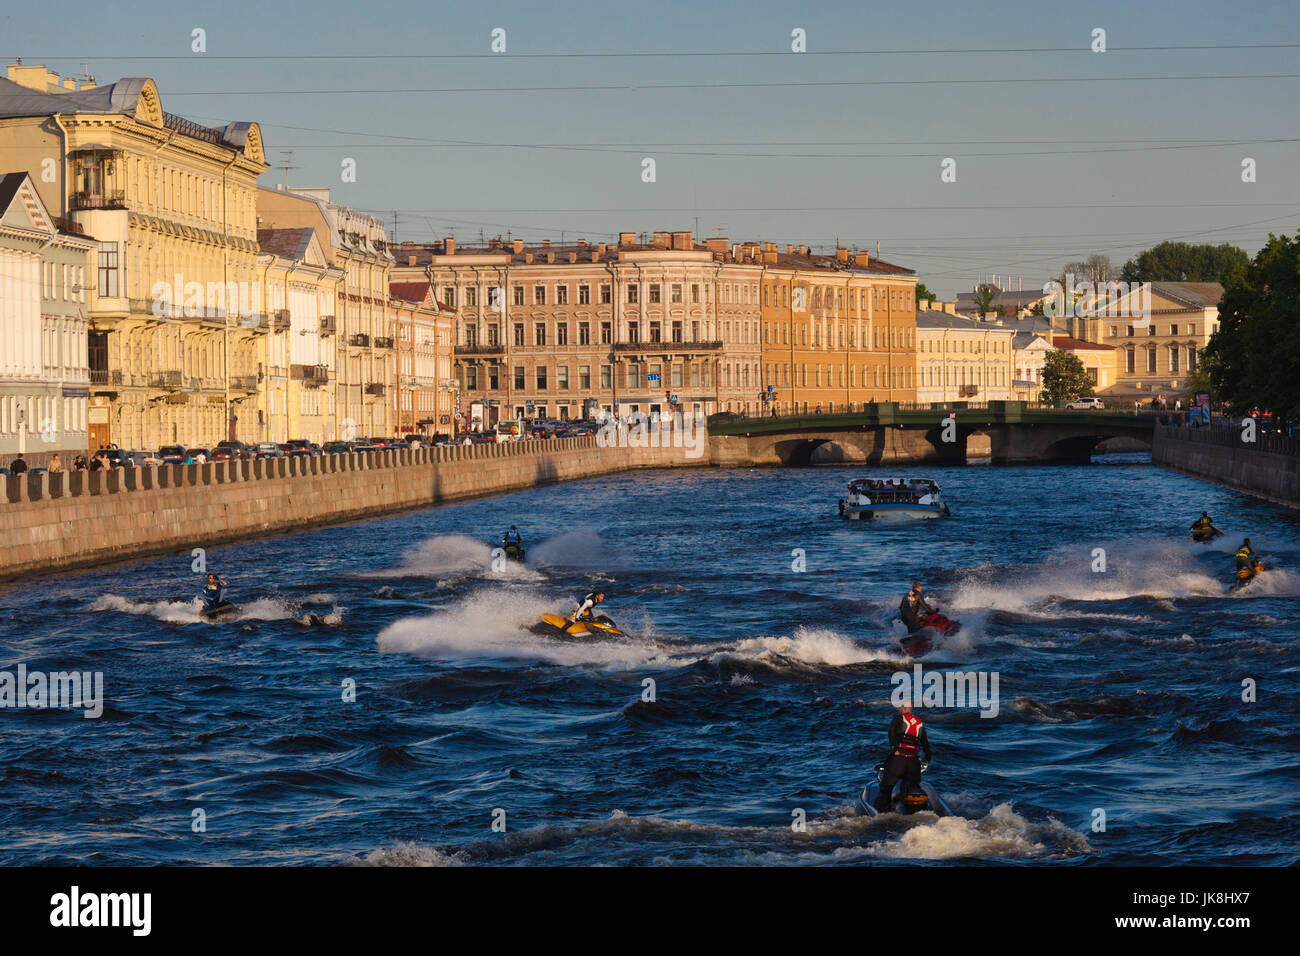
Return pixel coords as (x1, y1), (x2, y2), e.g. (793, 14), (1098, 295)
(899, 612), (960, 657)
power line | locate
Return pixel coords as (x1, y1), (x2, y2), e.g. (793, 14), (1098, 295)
(160, 73), (1300, 97)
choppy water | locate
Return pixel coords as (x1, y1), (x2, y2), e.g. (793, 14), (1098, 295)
(2, 453), (1298, 865)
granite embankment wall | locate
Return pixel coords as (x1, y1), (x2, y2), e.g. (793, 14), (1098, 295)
(1152, 425), (1300, 509)
(0, 435), (710, 580)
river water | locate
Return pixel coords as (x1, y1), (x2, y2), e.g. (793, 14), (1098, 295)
(2, 453), (1298, 865)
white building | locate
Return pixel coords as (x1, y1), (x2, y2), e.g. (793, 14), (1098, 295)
(0, 172), (96, 462)
(915, 307), (1017, 404)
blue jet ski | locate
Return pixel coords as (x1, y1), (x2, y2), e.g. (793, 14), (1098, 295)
(856, 762), (952, 817)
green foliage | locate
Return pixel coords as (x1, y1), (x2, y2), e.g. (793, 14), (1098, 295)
(973, 284), (997, 318)
(1120, 241), (1250, 283)
(1039, 350), (1095, 405)
(1204, 233), (1300, 422)
(915, 282), (937, 303)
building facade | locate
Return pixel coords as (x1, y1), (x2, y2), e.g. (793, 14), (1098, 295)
(0, 172), (97, 461)
(256, 186), (394, 440)
(389, 280), (456, 437)
(255, 227), (344, 444)
(0, 62), (268, 451)
(914, 307), (1016, 404)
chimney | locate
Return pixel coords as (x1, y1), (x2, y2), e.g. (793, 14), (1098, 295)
(786, 244), (794, 254)
(541, 238), (550, 247)
(512, 239), (524, 254)
(568, 252), (577, 263)
(524, 253), (534, 264)
(578, 238), (587, 247)
(652, 231), (671, 249)
(705, 237), (729, 254)
(764, 242), (776, 253)
(618, 231), (636, 247)
(672, 231), (693, 250)
(61, 77), (76, 90)
(763, 251), (778, 263)
(9, 65), (61, 92)
(546, 252), (555, 263)
(596, 242), (607, 256)
(836, 248), (849, 263)
(854, 251), (870, 268)
(444, 237), (455, 256)
(798, 245), (808, 255)
(407, 255), (416, 266)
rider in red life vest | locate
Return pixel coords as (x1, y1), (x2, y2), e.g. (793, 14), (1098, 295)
(874, 701), (933, 812)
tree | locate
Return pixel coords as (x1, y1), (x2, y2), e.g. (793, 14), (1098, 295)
(1204, 233), (1300, 423)
(1040, 350), (1095, 405)
(973, 283), (997, 318)
(1120, 241), (1250, 283)
(1059, 254), (1113, 287)
(915, 282), (937, 303)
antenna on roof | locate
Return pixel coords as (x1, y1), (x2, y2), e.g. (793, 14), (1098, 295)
(78, 62), (95, 87)
(277, 150), (300, 192)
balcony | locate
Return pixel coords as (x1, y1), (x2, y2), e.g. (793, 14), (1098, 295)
(455, 343), (505, 357)
(70, 190), (127, 211)
(350, 333), (371, 348)
(373, 336), (395, 349)
(270, 310), (291, 332)
(291, 364), (330, 387)
(319, 315), (336, 335)
(612, 340), (722, 353)
(89, 369), (120, 385)
(150, 370), (183, 389)
(365, 382), (385, 397)
(232, 375), (259, 392)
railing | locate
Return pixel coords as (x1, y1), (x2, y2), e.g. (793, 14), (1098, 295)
(350, 333), (371, 348)
(612, 340), (723, 352)
(320, 315), (336, 334)
(1160, 423), (1300, 456)
(70, 190), (126, 211)
(231, 375), (259, 391)
(291, 364), (330, 386)
(150, 370), (183, 389)
(89, 369), (119, 385)
(373, 336), (395, 349)
(365, 382), (385, 396)
(455, 344), (505, 356)
(270, 311), (291, 331)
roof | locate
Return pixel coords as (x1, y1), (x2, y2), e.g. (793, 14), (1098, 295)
(1150, 281), (1224, 309)
(914, 308), (1014, 332)
(0, 171), (24, 213)
(257, 227), (316, 260)
(390, 280), (431, 304)
(1053, 336), (1116, 351)
(954, 286), (1050, 309)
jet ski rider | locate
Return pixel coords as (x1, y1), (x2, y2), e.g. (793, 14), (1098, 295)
(202, 573), (228, 610)
(1235, 539), (1258, 572)
(1190, 512), (1221, 536)
(874, 701), (933, 813)
(503, 526), (524, 548)
(570, 591), (606, 623)
(899, 582), (938, 634)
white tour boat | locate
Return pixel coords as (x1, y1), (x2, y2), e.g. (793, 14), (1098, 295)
(838, 477), (951, 521)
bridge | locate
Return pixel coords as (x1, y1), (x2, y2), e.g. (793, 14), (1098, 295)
(707, 401), (1172, 466)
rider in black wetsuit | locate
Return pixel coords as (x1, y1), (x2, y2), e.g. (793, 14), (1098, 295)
(503, 526), (524, 552)
(874, 703), (933, 812)
(570, 591), (606, 622)
(202, 574), (228, 610)
(899, 582), (937, 634)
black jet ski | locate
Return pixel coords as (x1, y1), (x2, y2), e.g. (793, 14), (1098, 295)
(200, 600), (240, 623)
(1230, 558), (1267, 592)
(899, 612), (960, 657)
(1191, 527), (1223, 544)
(502, 541), (526, 562)
(532, 611), (625, 640)
(857, 763), (952, 817)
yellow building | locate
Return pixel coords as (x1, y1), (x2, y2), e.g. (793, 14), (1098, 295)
(915, 307), (1017, 404)
(760, 244), (919, 414)
(0, 62), (267, 450)
(389, 280), (456, 438)
(257, 186), (393, 440)
(1051, 336), (1120, 392)
(255, 228), (344, 443)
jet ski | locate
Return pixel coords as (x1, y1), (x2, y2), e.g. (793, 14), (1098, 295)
(199, 600), (240, 623)
(857, 763), (952, 817)
(1191, 527), (1223, 543)
(532, 611), (625, 640)
(1230, 558), (1267, 592)
(502, 541), (526, 562)
(899, 612), (960, 657)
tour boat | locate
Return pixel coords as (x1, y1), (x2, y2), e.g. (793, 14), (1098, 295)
(838, 477), (951, 520)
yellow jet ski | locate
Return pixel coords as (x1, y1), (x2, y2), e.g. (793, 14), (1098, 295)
(532, 612), (626, 640)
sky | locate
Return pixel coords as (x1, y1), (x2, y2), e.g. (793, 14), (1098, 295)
(3, 0), (1298, 297)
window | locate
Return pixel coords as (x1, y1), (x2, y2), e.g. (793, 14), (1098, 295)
(514, 366), (525, 389)
(513, 285), (524, 306)
(487, 324), (499, 346)
(1168, 345), (1180, 373)
(534, 323), (547, 346)
(534, 285), (546, 305)
(600, 284), (611, 304)
(600, 364), (611, 388)
(691, 283), (700, 304)
(536, 366), (548, 389)
(465, 287), (477, 307)
(98, 242), (119, 297)
(649, 322), (661, 343)
(556, 285), (568, 305)
(600, 322), (612, 344)
(628, 363), (641, 389)
(443, 287), (456, 307)
(1148, 325), (1156, 336)
(513, 323), (524, 346)
(556, 323), (568, 346)
(578, 322), (590, 345)
(557, 366), (569, 390)
(464, 325), (478, 348)
(578, 284), (590, 305)
(579, 365), (591, 389)
(628, 323), (640, 343)
(671, 321), (682, 343)
(467, 366), (478, 389)
(671, 283), (682, 303)
(628, 284), (639, 304)
(1146, 346), (1157, 373)
(671, 364), (683, 388)
(489, 366), (499, 390)
(1188, 346), (1198, 371)
(1170, 324), (1178, 336)
(649, 283), (661, 304)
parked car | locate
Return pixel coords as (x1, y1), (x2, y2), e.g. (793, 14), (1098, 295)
(254, 442), (285, 459)
(1065, 397), (1105, 410)
(159, 445), (188, 464)
(213, 441), (250, 461)
(123, 450), (162, 467)
(707, 411), (741, 426)
(282, 440), (313, 457)
(322, 441), (352, 455)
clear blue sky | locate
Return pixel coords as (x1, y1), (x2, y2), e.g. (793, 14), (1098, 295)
(4, 0), (1298, 296)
